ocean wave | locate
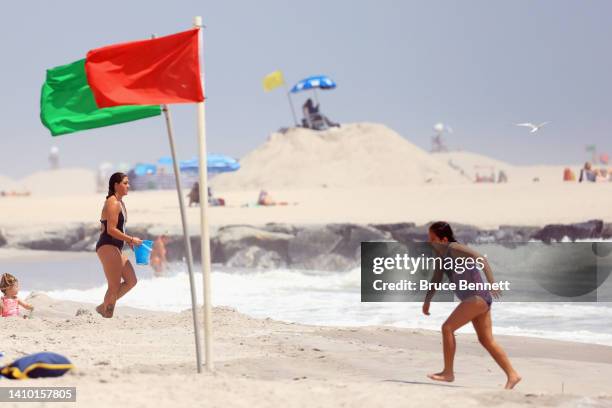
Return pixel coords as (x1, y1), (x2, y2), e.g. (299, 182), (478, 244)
(25, 269), (612, 347)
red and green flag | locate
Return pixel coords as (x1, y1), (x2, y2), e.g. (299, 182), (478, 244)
(86, 28), (204, 107)
(40, 59), (161, 136)
(41, 28), (204, 136)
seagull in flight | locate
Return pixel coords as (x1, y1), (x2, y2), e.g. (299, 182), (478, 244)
(515, 122), (549, 133)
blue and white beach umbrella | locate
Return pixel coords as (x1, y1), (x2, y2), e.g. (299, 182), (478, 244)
(290, 75), (337, 93)
(158, 155), (240, 174)
(205, 154), (241, 174)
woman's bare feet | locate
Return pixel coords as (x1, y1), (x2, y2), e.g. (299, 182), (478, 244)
(505, 374), (522, 389)
(427, 371), (455, 382)
(95, 304), (114, 318)
(95, 304), (107, 317)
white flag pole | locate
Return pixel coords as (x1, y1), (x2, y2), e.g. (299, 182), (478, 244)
(152, 32), (203, 373)
(162, 105), (204, 373)
(194, 15), (214, 372)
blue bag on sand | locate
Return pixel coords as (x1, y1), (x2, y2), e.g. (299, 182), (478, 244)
(1, 352), (73, 379)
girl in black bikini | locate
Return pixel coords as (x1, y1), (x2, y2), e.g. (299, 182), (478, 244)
(423, 221), (521, 389)
(95, 172), (142, 318)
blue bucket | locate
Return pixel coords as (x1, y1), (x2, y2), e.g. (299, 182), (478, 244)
(134, 240), (154, 265)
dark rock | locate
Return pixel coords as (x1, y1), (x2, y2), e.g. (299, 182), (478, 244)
(327, 224), (391, 258)
(214, 225), (292, 264)
(69, 234), (99, 252)
(263, 223), (299, 235)
(11, 220), (608, 270)
(69, 225), (100, 251)
(20, 224), (94, 251)
(388, 225), (429, 243)
(293, 253), (357, 271)
(494, 225), (540, 243)
(288, 226), (343, 264)
(531, 219), (604, 242)
(453, 226), (482, 244)
(0, 228), (7, 247)
(370, 223), (416, 234)
(603, 224), (612, 240)
(389, 222), (495, 244)
(226, 246), (287, 269)
(164, 235), (194, 262)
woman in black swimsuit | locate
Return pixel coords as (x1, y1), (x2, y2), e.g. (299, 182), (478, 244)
(95, 172), (142, 318)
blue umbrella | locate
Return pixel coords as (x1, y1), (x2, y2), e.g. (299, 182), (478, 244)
(205, 154), (241, 174)
(133, 163), (157, 176)
(290, 75), (336, 93)
(157, 155), (240, 174)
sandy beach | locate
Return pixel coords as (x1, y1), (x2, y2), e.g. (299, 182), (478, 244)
(1, 182), (611, 234)
(0, 293), (610, 408)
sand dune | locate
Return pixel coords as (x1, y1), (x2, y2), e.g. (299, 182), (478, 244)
(19, 168), (96, 196)
(211, 123), (468, 190)
(434, 151), (580, 184)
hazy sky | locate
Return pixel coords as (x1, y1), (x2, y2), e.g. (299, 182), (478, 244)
(1, 1), (611, 178)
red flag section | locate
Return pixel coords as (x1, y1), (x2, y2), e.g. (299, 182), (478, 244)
(85, 29), (204, 107)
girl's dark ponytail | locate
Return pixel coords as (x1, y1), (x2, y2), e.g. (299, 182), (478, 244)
(429, 221), (457, 242)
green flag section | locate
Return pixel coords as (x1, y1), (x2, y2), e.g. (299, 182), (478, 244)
(40, 59), (161, 136)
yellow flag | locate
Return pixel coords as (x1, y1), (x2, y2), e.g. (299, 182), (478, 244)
(263, 70), (285, 92)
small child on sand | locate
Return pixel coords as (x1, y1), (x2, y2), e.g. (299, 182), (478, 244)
(0, 273), (34, 318)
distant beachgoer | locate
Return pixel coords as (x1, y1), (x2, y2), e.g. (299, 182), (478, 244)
(301, 98), (340, 130)
(563, 167), (576, 182)
(257, 190), (278, 206)
(0, 273), (33, 318)
(497, 170), (508, 183)
(150, 235), (169, 277)
(188, 182), (200, 207)
(423, 221), (521, 389)
(208, 187), (225, 206)
(303, 98), (318, 115)
(579, 162), (597, 182)
(596, 168), (608, 182)
(258, 190), (272, 205)
(95, 172), (142, 318)
(257, 190), (289, 206)
(302, 98), (318, 129)
(0, 191), (31, 197)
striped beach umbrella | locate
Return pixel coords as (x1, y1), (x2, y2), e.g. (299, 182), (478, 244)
(290, 75), (337, 93)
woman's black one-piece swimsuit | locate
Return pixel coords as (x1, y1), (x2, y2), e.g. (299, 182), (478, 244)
(95, 211), (125, 251)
